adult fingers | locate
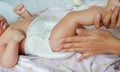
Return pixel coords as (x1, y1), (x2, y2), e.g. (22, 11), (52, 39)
(116, 13), (120, 27)
(60, 36), (93, 43)
(60, 48), (85, 53)
(103, 9), (113, 28)
(109, 6), (119, 28)
(59, 42), (86, 49)
(76, 28), (89, 36)
(94, 14), (102, 28)
(77, 52), (92, 62)
(76, 28), (98, 36)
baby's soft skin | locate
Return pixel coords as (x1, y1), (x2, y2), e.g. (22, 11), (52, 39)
(0, 27), (25, 68)
(0, 4), (33, 68)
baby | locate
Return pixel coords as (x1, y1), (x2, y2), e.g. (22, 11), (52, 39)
(0, 0), (119, 68)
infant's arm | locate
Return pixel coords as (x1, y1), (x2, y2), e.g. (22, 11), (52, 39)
(0, 29), (25, 68)
(49, 7), (105, 52)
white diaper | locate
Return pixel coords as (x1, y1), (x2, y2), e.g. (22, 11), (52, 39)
(25, 15), (74, 59)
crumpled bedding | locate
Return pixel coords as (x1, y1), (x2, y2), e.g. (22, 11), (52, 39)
(0, 0), (120, 72)
(1, 54), (120, 72)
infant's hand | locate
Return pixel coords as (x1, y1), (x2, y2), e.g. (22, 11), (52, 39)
(11, 29), (25, 42)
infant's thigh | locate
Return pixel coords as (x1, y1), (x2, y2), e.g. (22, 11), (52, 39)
(11, 29), (25, 42)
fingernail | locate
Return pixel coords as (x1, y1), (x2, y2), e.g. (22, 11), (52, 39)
(57, 45), (63, 51)
(60, 50), (66, 52)
(111, 6), (115, 11)
(76, 28), (82, 35)
(88, 6), (94, 9)
(59, 39), (64, 44)
(96, 14), (100, 19)
(76, 59), (81, 62)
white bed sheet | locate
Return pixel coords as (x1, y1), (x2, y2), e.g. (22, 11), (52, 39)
(1, 54), (120, 72)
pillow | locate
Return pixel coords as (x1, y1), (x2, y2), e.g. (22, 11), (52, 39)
(0, 1), (19, 24)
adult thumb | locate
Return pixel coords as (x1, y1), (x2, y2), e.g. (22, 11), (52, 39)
(76, 28), (95, 36)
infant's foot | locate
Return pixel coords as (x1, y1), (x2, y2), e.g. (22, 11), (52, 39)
(14, 4), (33, 19)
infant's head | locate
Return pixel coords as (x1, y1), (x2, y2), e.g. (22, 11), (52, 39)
(0, 15), (9, 36)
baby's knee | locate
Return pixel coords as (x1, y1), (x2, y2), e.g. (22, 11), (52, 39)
(11, 29), (25, 42)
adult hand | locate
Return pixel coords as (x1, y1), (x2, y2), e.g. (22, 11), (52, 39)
(94, 6), (120, 28)
(58, 29), (120, 61)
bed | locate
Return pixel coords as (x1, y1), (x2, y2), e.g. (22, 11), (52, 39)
(0, 0), (120, 72)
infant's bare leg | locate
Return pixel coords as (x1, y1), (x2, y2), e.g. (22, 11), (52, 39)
(50, 12), (82, 51)
(14, 4), (33, 19)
